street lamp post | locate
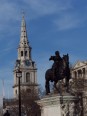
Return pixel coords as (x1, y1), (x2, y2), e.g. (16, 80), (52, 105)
(16, 69), (22, 116)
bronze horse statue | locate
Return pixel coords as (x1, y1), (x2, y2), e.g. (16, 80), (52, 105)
(45, 54), (70, 95)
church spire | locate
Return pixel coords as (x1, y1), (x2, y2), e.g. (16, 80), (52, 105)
(18, 16), (32, 61)
(13, 16), (37, 98)
(19, 15), (29, 47)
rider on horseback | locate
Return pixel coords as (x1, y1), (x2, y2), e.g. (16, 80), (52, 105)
(49, 51), (62, 80)
(45, 51), (70, 94)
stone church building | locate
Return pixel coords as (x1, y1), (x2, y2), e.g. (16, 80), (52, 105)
(13, 16), (38, 98)
(3, 16), (40, 116)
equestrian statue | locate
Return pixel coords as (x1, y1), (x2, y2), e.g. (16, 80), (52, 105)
(45, 51), (71, 95)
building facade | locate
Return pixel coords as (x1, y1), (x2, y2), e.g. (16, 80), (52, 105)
(13, 16), (38, 98)
(71, 61), (87, 80)
(71, 61), (87, 116)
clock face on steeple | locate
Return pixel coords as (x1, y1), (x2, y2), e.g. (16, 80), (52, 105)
(25, 60), (31, 66)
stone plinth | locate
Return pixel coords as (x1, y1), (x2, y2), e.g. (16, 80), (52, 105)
(37, 94), (80, 116)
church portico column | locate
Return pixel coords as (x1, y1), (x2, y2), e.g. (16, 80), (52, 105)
(74, 71), (77, 79)
(82, 68), (85, 79)
(72, 71), (75, 78)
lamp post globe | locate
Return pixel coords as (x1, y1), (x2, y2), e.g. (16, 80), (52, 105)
(16, 70), (22, 78)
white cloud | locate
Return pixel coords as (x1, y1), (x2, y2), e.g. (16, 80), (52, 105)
(22, 0), (72, 19)
(21, 0), (86, 30)
(54, 13), (82, 30)
(0, 0), (86, 33)
(0, 0), (82, 32)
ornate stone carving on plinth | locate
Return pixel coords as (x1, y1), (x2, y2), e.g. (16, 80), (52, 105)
(37, 94), (80, 116)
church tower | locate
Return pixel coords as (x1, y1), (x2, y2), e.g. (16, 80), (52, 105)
(13, 16), (38, 98)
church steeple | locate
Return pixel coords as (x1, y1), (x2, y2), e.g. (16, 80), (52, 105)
(13, 16), (38, 98)
(18, 16), (32, 60)
(19, 16), (29, 47)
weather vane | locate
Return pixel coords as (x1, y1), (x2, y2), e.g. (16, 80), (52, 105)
(21, 10), (26, 18)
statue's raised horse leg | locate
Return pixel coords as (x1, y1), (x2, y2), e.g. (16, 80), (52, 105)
(45, 80), (50, 95)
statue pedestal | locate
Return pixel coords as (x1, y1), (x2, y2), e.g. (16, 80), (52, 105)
(37, 94), (79, 116)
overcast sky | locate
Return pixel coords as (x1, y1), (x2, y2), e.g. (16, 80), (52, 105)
(0, 0), (87, 98)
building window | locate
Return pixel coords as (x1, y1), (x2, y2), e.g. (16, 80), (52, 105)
(21, 51), (23, 56)
(25, 51), (27, 56)
(26, 73), (30, 82)
(15, 90), (17, 94)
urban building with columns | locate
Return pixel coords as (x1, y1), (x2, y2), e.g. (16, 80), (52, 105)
(71, 61), (87, 80)
(13, 16), (38, 98)
(71, 61), (87, 115)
